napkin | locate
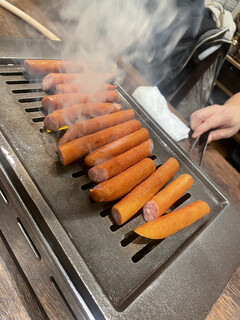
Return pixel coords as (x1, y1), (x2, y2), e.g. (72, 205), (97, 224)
(132, 86), (190, 142)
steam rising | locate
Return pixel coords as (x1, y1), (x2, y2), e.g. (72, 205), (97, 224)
(59, 0), (202, 85)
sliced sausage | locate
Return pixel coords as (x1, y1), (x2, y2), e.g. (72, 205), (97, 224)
(143, 174), (193, 221)
(134, 200), (210, 239)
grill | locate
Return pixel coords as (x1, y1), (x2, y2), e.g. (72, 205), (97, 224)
(0, 38), (240, 320)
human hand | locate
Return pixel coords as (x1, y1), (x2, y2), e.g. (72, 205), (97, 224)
(190, 104), (240, 143)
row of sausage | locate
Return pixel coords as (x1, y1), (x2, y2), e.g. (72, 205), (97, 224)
(24, 59), (210, 240)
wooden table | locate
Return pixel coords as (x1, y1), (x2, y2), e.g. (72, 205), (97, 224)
(0, 1), (239, 319)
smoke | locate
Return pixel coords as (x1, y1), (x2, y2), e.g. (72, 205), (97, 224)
(58, 0), (203, 86)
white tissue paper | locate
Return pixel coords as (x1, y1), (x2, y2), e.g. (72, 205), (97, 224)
(132, 86), (190, 142)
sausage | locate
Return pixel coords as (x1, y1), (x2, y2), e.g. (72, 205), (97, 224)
(134, 200), (210, 239)
(42, 73), (83, 91)
(90, 158), (155, 202)
(24, 60), (87, 76)
(44, 103), (121, 131)
(58, 119), (142, 165)
(56, 83), (116, 94)
(88, 139), (153, 183)
(111, 157), (179, 225)
(84, 128), (149, 167)
(143, 174), (193, 221)
(41, 91), (119, 112)
(58, 109), (134, 145)
(42, 72), (115, 91)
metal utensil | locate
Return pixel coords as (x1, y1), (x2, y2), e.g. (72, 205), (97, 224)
(189, 129), (210, 167)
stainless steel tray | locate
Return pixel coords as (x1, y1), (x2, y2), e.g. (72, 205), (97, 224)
(0, 38), (240, 320)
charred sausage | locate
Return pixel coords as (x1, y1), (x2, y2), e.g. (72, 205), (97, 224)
(58, 119), (142, 165)
(44, 103), (121, 131)
(41, 91), (119, 112)
(58, 109), (134, 145)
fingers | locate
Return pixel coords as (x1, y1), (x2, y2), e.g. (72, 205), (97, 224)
(190, 105), (221, 131)
(191, 110), (228, 138)
(208, 128), (237, 143)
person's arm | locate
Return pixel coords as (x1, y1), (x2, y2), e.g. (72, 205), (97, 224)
(190, 92), (240, 143)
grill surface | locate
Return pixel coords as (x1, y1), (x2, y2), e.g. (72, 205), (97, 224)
(0, 63), (228, 310)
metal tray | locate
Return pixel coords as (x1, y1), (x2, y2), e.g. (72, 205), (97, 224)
(0, 63), (228, 308)
(0, 38), (240, 320)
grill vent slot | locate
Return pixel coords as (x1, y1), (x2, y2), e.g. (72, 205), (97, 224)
(121, 231), (139, 247)
(81, 181), (95, 190)
(72, 169), (87, 178)
(6, 80), (30, 85)
(12, 88), (43, 94)
(32, 117), (45, 123)
(25, 107), (44, 113)
(0, 72), (23, 76)
(17, 217), (41, 260)
(19, 97), (43, 103)
(132, 239), (163, 263)
(149, 155), (157, 160)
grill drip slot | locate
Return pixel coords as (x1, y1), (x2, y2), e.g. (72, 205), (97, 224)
(50, 276), (78, 320)
(12, 88), (43, 94)
(32, 117), (45, 123)
(19, 97), (43, 103)
(132, 240), (163, 263)
(0, 186), (9, 204)
(6, 80), (30, 85)
(0, 72), (23, 76)
(81, 181), (95, 190)
(17, 217), (41, 260)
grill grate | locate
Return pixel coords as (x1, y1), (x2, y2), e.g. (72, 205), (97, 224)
(0, 64), (228, 311)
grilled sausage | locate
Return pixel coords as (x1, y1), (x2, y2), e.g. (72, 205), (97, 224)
(58, 109), (134, 145)
(42, 72), (115, 91)
(84, 128), (149, 167)
(134, 200), (210, 239)
(111, 158), (179, 225)
(88, 139), (153, 183)
(41, 91), (119, 112)
(44, 103), (121, 131)
(56, 83), (116, 94)
(143, 174), (193, 221)
(90, 158), (155, 202)
(24, 60), (87, 76)
(58, 119), (142, 165)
